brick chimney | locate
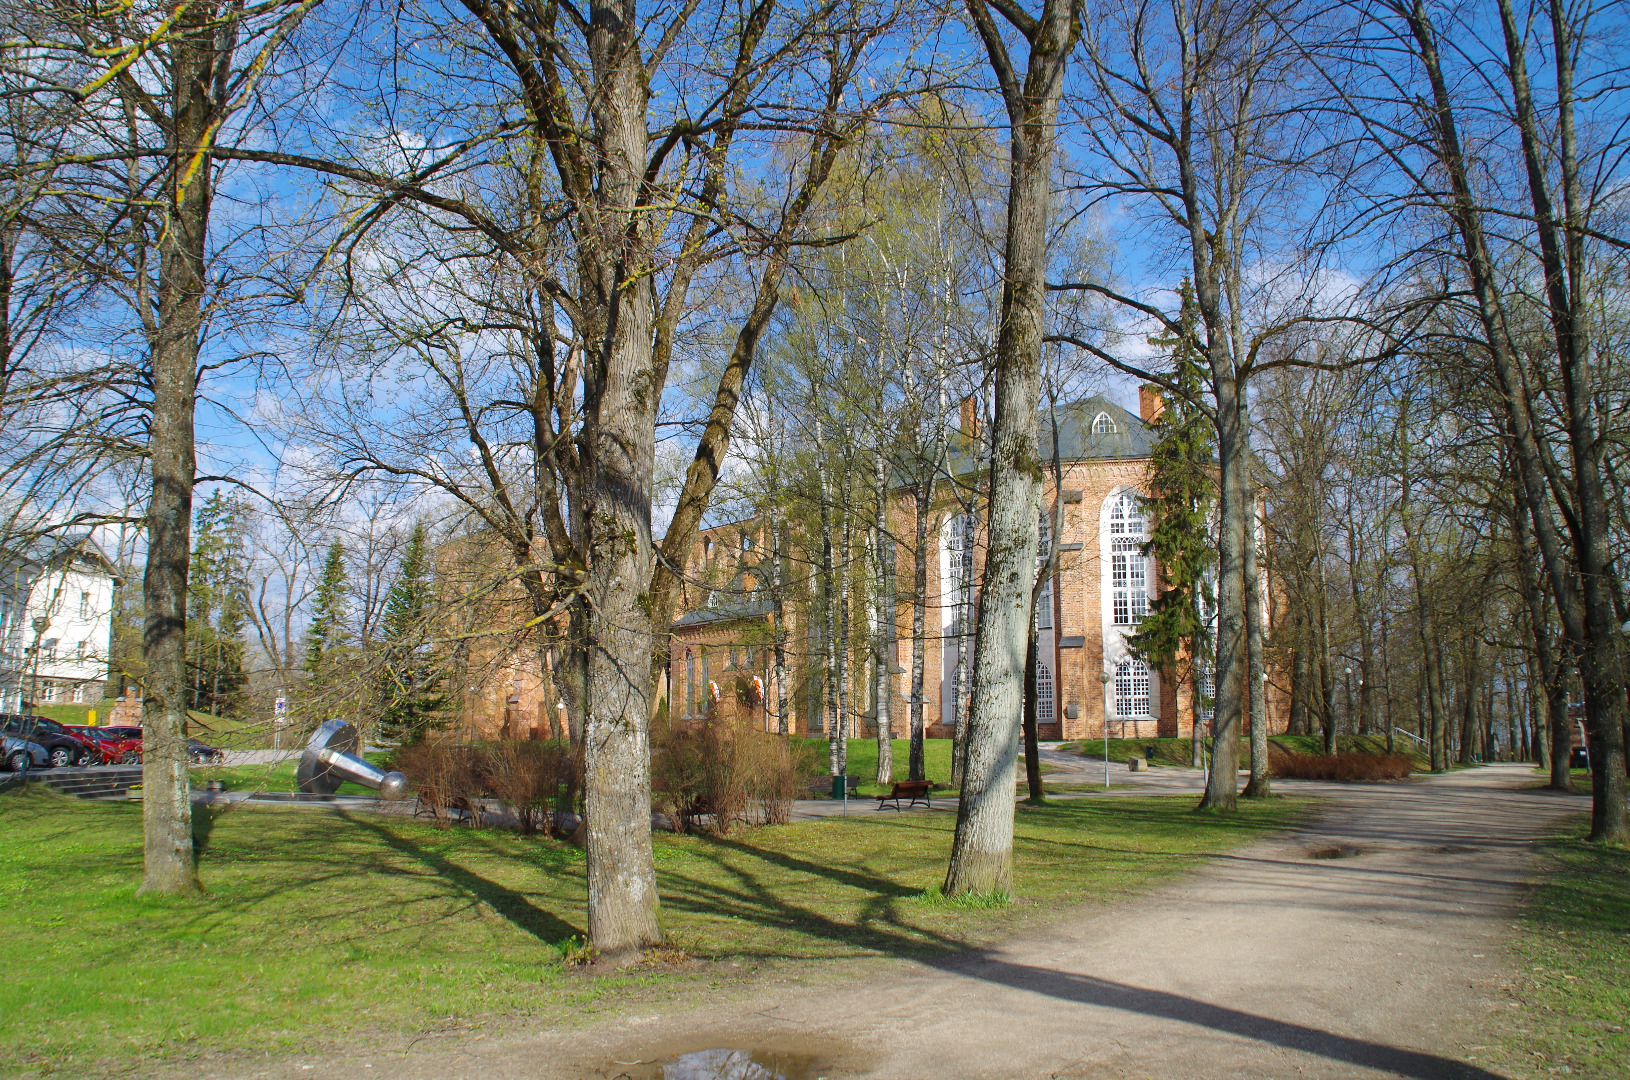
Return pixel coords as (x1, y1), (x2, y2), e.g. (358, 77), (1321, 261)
(1139, 385), (1166, 425)
(959, 394), (982, 437)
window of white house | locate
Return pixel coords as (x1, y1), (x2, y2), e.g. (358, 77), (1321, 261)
(1092, 411), (1117, 434)
(1114, 658), (1152, 718)
(75, 640), (86, 661)
(41, 682), (58, 703)
(1037, 661), (1055, 722)
(78, 591), (90, 619)
(72, 683), (87, 703)
(1108, 492), (1148, 624)
(42, 638), (58, 660)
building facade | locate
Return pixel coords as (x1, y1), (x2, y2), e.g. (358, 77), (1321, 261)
(666, 392), (1284, 742)
(0, 535), (119, 711)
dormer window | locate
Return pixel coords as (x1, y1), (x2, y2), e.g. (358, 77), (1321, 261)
(1092, 411), (1117, 434)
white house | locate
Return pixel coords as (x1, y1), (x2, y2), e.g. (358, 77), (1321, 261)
(0, 534), (120, 711)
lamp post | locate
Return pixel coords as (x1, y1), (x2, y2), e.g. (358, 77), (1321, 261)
(1343, 666), (1354, 742)
(1099, 669), (1113, 790)
(29, 616), (48, 711)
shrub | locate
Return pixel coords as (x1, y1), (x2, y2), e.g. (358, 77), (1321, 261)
(484, 740), (578, 836)
(652, 707), (819, 834)
(393, 740), (484, 824)
(1268, 745), (1415, 781)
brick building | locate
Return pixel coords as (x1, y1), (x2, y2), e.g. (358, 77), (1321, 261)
(665, 390), (1284, 742)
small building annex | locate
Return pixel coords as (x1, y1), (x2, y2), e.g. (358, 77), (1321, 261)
(665, 390), (1285, 742)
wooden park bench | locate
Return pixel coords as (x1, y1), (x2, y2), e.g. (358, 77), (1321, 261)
(875, 779), (932, 811)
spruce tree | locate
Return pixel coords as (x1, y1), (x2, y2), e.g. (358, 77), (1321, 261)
(185, 492), (249, 716)
(377, 524), (445, 742)
(305, 540), (350, 674)
(1128, 283), (1217, 765)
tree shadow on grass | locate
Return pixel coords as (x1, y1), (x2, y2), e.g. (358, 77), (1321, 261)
(649, 821), (998, 962)
(338, 812), (583, 944)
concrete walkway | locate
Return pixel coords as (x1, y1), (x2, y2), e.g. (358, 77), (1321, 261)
(242, 762), (1581, 1080)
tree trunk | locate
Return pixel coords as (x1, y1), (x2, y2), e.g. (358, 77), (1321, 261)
(945, 0), (1076, 895)
(140, 14), (221, 898)
(949, 505), (974, 787)
(1458, 638), (1480, 764)
(772, 516), (789, 736)
(908, 486), (931, 781)
(1200, 379), (1248, 810)
(1318, 560), (1337, 757)
(1495, 0), (1627, 839)
(1346, 517), (1376, 736)
(873, 456), (893, 784)
(1242, 480), (1270, 798)
(1289, 608), (1311, 737)
(1190, 660), (1205, 768)
(1407, 0), (1621, 833)
(819, 420), (841, 778)
(577, 25), (663, 958)
(1022, 623), (1044, 802)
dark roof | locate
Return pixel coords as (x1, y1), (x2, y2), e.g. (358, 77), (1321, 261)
(671, 568), (774, 630)
(1041, 395), (1155, 461)
(947, 394), (1154, 476)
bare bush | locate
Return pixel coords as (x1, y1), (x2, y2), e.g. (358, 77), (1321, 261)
(393, 741), (483, 824)
(652, 711), (819, 834)
(485, 740), (576, 836)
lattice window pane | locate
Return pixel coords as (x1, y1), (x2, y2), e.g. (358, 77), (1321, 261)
(1114, 659), (1152, 718)
(1037, 662), (1055, 722)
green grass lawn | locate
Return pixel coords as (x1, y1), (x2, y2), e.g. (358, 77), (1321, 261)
(191, 753), (392, 797)
(1492, 817), (1629, 1078)
(0, 783), (1307, 1076)
(795, 736), (957, 796)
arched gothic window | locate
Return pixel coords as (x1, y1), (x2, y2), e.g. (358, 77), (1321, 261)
(1108, 492), (1148, 624)
(1092, 411), (1117, 434)
(1114, 658), (1152, 718)
(1036, 661), (1055, 722)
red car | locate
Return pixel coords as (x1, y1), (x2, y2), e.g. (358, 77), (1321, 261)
(68, 725), (143, 765)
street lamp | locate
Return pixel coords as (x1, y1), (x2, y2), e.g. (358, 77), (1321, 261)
(1343, 666), (1354, 741)
(1099, 669), (1113, 790)
(30, 616), (48, 711)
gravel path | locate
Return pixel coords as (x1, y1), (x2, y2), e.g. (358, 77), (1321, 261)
(215, 763), (1584, 1080)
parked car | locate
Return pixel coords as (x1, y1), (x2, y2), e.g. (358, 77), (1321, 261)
(1569, 721), (1590, 770)
(0, 715), (89, 768)
(187, 739), (223, 764)
(66, 725), (143, 766)
(3, 734), (48, 772)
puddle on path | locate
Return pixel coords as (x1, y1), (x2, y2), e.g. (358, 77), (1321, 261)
(1308, 845), (1364, 860)
(602, 1046), (824, 1080)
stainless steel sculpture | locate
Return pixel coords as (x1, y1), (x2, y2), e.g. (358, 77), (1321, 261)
(296, 720), (409, 799)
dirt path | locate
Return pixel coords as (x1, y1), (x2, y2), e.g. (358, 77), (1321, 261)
(245, 764), (1585, 1080)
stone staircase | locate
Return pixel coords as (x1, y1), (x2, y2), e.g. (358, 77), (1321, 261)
(27, 766), (144, 800)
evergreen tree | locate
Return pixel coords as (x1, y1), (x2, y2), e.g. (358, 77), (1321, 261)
(185, 492), (249, 716)
(305, 539), (350, 674)
(1128, 283), (1217, 756)
(376, 523), (446, 741)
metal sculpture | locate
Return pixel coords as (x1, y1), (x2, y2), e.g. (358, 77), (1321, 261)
(296, 719), (409, 799)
